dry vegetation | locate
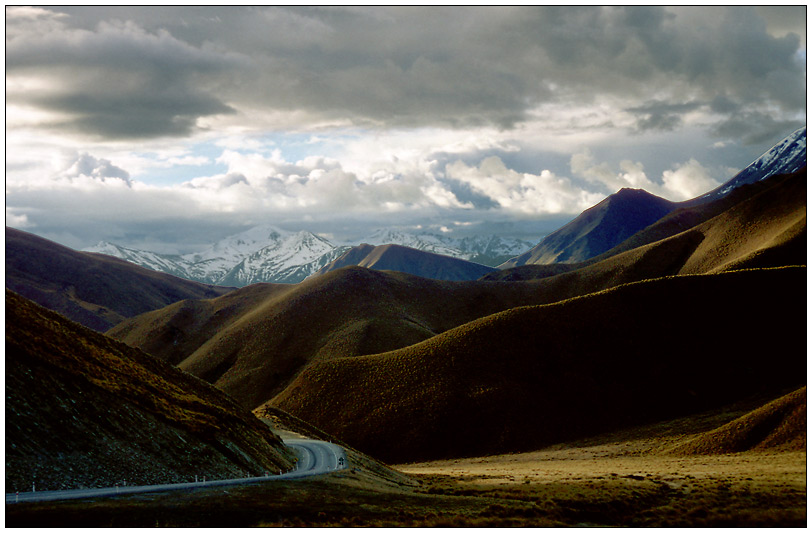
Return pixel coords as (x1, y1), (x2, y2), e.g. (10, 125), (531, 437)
(269, 267), (806, 464)
(7, 389), (805, 527)
(6, 290), (294, 492)
(107, 169), (805, 413)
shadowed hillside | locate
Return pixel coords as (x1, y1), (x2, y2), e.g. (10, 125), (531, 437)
(269, 267), (806, 464)
(311, 243), (498, 281)
(108, 268), (579, 408)
(6, 290), (294, 493)
(667, 387), (806, 456)
(5, 227), (233, 331)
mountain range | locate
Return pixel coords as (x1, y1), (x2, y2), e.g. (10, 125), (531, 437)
(106, 164), (806, 416)
(84, 227), (535, 286)
(5, 125), (807, 474)
(82, 127), (805, 285)
(502, 126), (806, 269)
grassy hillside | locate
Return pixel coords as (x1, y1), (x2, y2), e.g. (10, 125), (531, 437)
(6, 290), (294, 492)
(109, 268), (579, 408)
(487, 168), (806, 282)
(269, 267), (806, 464)
(667, 387), (806, 455)
(5, 227), (233, 331)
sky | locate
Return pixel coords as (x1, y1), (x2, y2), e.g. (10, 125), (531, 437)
(5, 5), (807, 254)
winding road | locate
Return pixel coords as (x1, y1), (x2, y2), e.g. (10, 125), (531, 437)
(6, 437), (347, 504)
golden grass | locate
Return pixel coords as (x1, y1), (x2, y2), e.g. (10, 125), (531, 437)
(269, 267), (806, 464)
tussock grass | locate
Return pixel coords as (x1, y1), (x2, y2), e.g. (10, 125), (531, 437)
(270, 267), (806, 464)
(6, 290), (294, 492)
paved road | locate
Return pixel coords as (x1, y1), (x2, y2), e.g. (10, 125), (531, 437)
(6, 437), (347, 505)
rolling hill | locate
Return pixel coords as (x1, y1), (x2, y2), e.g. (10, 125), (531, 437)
(5, 227), (233, 331)
(107, 267), (568, 408)
(108, 164), (805, 410)
(6, 290), (294, 493)
(268, 266), (806, 463)
(667, 386), (806, 456)
(310, 243), (498, 281)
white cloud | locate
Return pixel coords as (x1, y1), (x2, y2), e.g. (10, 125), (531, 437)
(661, 158), (722, 200)
(446, 156), (604, 215)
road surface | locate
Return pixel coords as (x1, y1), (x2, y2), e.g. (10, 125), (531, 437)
(6, 437), (347, 504)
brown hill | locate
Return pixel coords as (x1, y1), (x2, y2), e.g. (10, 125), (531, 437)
(5, 227), (233, 331)
(311, 243), (498, 281)
(268, 267), (806, 464)
(109, 168), (805, 410)
(6, 290), (294, 493)
(108, 268), (580, 408)
(667, 387), (806, 455)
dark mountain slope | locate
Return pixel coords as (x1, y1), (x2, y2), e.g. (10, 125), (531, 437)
(500, 188), (676, 268)
(311, 243), (497, 281)
(6, 290), (294, 493)
(269, 267), (806, 464)
(5, 227), (233, 331)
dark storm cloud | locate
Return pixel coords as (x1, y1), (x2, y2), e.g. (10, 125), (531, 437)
(6, 9), (241, 139)
(7, 6), (806, 141)
(627, 101), (703, 132)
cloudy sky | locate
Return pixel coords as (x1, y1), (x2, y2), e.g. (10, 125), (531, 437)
(6, 6), (806, 253)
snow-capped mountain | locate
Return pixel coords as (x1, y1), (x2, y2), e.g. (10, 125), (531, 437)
(219, 232), (351, 286)
(359, 229), (535, 266)
(700, 126), (806, 201)
(85, 226), (350, 286)
(84, 241), (192, 280)
(84, 226), (535, 286)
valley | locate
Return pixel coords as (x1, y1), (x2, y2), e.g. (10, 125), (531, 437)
(5, 126), (807, 527)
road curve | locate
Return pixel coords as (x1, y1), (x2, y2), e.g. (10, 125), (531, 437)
(6, 437), (347, 505)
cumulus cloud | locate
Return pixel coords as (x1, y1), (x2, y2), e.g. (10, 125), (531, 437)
(63, 153), (132, 186)
(446, 156), (604, 215)
(570, 148), (723, 201)
(661, 159), (722, 200)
